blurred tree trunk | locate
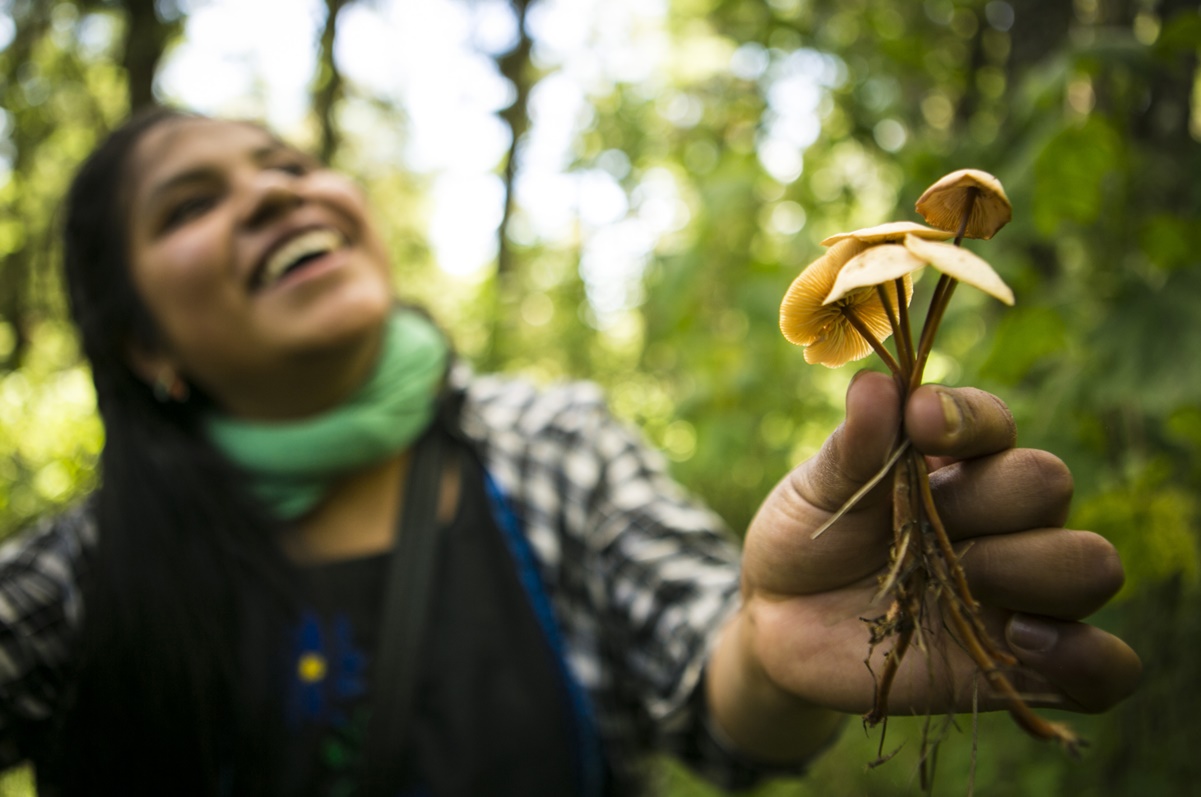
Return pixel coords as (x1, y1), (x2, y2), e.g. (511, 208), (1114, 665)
(1132, 0), (1198, 209)
(313, 0), (350, 164)
(495, 0), (534, 281)
(1006, 0), (1075, 71)
(0, 0), (180, 371)
(485, 0), (536, 367)
(120, 0), (179, 111)
(0, 2), (54, 370)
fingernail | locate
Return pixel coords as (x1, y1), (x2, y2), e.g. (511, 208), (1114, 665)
(848, 369), (872, 388)
(1008, 615), (1058, 654)
(938, 390), (962, 436)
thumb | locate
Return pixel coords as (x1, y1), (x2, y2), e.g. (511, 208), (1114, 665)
(743, 372), (905, 596)
(798, 370), (904, 514)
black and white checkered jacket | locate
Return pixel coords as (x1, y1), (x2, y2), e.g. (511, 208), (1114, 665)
(0, 369), (805, 790)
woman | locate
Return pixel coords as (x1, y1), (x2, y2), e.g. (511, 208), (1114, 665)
(0, 106), (1140, 795)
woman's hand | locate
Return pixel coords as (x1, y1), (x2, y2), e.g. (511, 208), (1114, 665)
(706, 371), (1141, 763)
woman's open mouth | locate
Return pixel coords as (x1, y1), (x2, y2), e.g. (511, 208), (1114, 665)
(253, 228), (346, 291)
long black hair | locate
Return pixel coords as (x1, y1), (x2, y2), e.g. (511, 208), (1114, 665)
(51, 106), (296, 795)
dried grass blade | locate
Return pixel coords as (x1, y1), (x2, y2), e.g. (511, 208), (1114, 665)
(811, 440), (912, 539)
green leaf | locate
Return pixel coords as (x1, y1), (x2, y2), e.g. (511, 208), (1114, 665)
(1140, 213), (1197, 272)
(978, 304), (1067, 386)
(1032, 117), (1124, 235)
(1073, 461), (1201, 596)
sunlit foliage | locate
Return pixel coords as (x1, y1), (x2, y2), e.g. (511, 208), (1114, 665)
(2, 0), (1200, 794)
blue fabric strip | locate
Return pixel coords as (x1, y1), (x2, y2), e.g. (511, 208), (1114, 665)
(482, 470), (606, 797)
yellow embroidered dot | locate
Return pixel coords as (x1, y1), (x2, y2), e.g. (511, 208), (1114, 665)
(297, 652), (328, 683)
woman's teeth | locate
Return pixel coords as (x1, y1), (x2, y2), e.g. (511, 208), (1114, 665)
(261, 229), (342, 286)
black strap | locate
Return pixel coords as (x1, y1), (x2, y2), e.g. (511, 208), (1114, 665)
(363, 427), (448, 796)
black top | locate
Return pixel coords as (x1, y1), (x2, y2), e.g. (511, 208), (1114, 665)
(274, 440), (581, 796)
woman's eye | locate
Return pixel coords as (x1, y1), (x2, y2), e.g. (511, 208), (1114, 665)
(273, 160), (312, 177)
(162, 195), (216, 230)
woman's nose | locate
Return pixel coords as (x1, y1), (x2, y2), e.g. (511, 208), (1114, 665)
(242, 172), (303, 229)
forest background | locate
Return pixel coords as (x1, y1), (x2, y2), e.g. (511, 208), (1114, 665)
(1, 0), (1199, 794)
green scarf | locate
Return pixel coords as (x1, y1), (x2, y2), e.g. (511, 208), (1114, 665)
(206, 310), (449, 520)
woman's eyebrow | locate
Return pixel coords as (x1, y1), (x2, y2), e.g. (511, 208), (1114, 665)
(144, 167), (215, 208)
(142, 143), (305, 209)
(251, 142), (293, 161)
(253, 141), (317, 165)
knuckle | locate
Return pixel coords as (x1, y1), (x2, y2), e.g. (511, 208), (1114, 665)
(984, 390), (1017, 446)
(955, 386), (1016, 450)
(1072, 530), (1126, 604)
(1015, 448), (1075, 518)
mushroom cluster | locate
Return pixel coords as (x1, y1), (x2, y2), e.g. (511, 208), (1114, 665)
(780, 169), (1015, 380)
(777, 169), (1082, 769)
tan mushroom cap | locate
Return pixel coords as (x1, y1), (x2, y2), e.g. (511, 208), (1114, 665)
(914, 169), (1012, 240)
(779, 238), (898, 367)
(802, 312), (889, 367)
(903, 234), (1015, 305)
(820, 221), (954, 248)
(780, 239), (866, 346)
(823, 244), (923, 305)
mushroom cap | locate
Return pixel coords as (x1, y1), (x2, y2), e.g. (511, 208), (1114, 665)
(802, 313), (888, 367)
(780, 239), (866, 346)
(780, 238), (899, 367)
(903, 234), (1015, 305)
(914, 169), (1012, 240)
(824, 244), (924, 305)
(820, 221), (954, 247)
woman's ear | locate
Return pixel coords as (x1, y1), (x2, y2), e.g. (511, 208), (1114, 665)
(126, 339), (191, 403)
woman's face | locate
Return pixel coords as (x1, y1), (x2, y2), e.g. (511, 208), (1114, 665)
(125, 117), (395, 419)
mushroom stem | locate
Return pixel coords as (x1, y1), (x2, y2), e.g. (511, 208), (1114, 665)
(843, 305), (904, 377)
(875, 284), (912, 380)
(911, 277), (957, 392)
(910, 191), (977, 390)
(952, 187), (979, 247)
(894, 277), (915, 372)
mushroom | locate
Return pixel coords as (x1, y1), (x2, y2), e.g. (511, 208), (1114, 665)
(780, 238), (900, 367)
(820, 221), (954, 248)
(914, 169), (1012, 240)
(824, 244), (923, 306)
(903, 234), (1015, 305)
(780, 239), (865, 347)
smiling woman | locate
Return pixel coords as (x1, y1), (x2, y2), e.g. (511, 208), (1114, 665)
(2, 105), (753, 796)
(123, 116), (396, 421)
(0, 105), (1141, 797)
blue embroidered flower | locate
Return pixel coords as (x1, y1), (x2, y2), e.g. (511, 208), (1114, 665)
(287, 610), (368, 727)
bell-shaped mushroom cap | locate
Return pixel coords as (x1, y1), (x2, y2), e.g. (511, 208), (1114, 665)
(915, 169), (1012, 240)
(802, 311), (891, 368)
(823, 244), (923, 305)
(903, 234), (1015, 305)
(780, 239), (899, 367)
(779, 239), (867, 346)
(820, 221), (954, 247)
